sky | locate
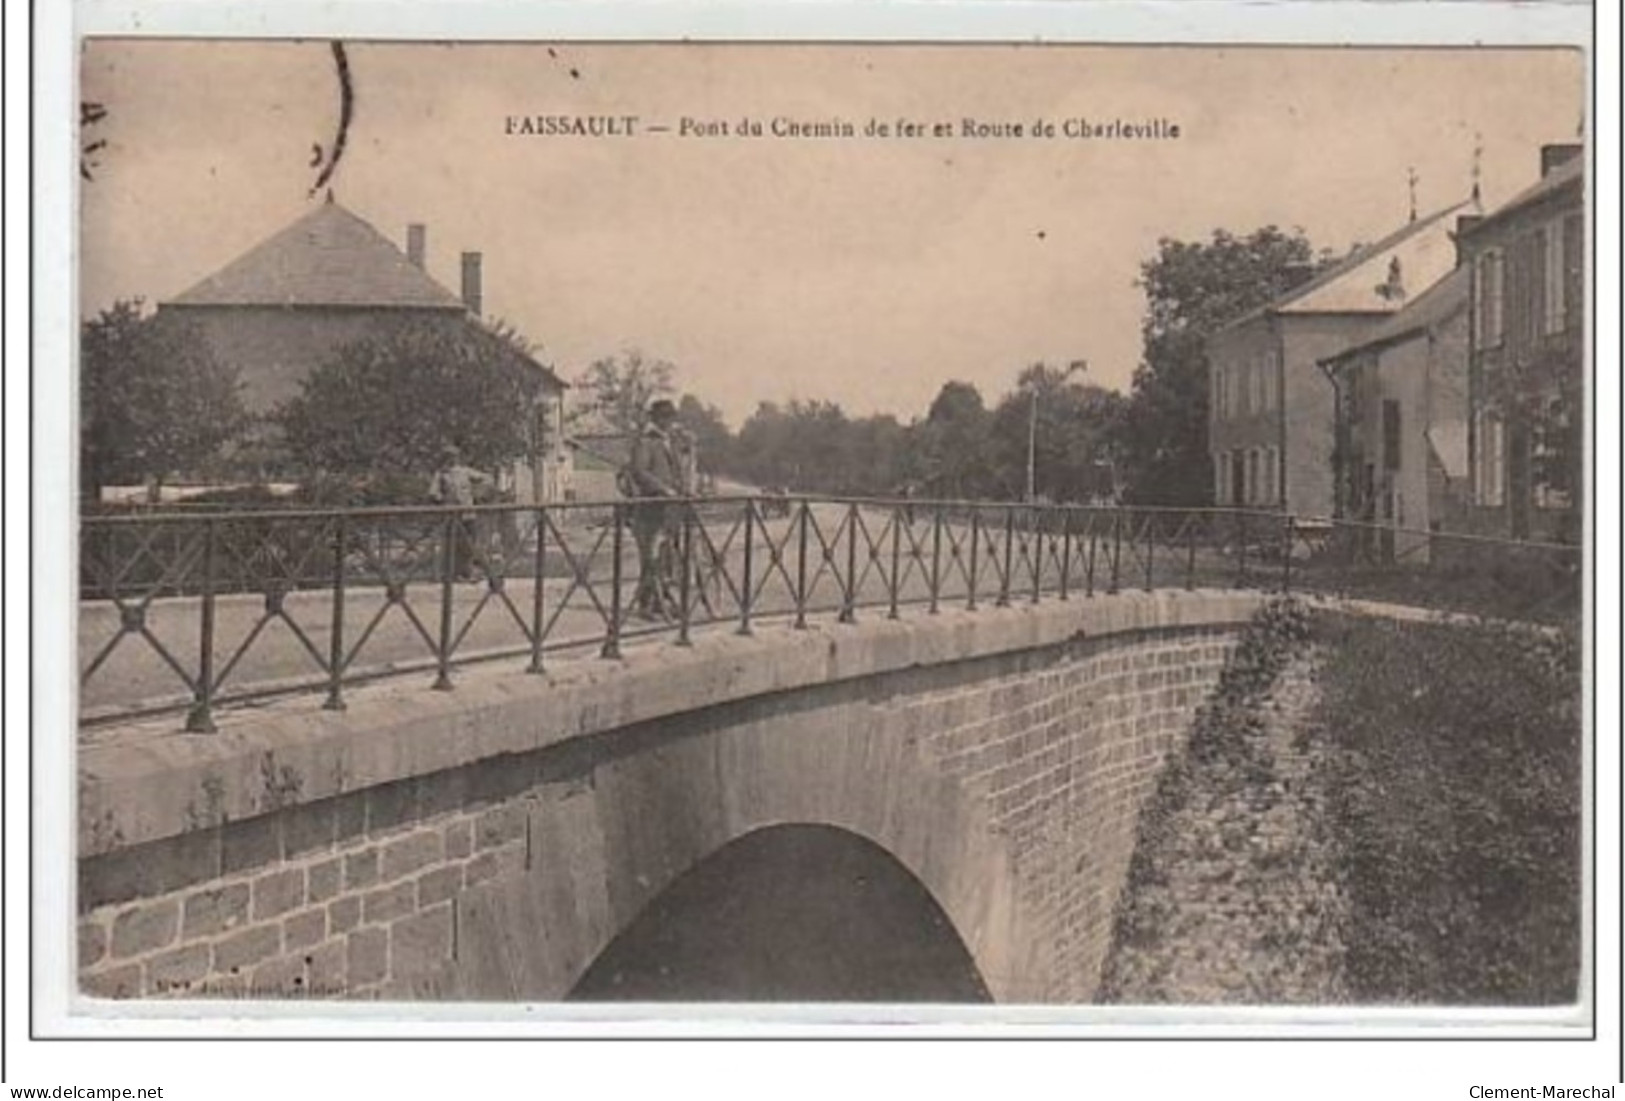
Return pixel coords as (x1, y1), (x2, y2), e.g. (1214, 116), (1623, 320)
(79, 41), (1584, 426)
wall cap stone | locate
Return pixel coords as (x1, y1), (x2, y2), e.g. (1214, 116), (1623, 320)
(80, 590), (1266, 856)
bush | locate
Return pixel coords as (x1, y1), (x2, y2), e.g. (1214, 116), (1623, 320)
(1314, 613), (1581, 1004)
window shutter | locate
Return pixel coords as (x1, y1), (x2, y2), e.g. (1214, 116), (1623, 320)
(1563, 213), (1584, 332)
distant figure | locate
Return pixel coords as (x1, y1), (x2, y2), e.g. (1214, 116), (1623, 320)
(626, 400), (685, 619)
(431, 444), (490, 580)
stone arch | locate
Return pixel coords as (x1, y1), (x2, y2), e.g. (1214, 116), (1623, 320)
(443, 704), (1043, 1002)
(564, 823), (993, 1002)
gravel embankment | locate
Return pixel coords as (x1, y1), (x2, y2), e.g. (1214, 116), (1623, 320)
(1098, 614), (1350, 1005)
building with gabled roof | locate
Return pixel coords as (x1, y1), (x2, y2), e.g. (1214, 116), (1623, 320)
(1453, 144), (1584, 542)
(1206, 199), (1470, 519)
(1319, 266), (1472, 561)
(157, 195), (571, 502)
(167, 200), (468, 314)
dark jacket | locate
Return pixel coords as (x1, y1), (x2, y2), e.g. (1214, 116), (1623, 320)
(628, 424), (683, 498)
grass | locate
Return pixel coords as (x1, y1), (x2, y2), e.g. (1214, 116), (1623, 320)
(1312, 612), (1582, 1004)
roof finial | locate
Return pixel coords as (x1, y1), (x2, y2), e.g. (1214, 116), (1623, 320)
(1407, 166), (1419, 223)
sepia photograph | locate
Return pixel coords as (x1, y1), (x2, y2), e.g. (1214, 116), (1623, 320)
(70, 37), (1588, 1019)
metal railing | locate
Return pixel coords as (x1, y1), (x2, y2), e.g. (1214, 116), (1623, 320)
(77, 497), (1581, 731)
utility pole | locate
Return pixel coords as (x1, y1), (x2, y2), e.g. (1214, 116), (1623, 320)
(1026, 359), (1088, 503)
(1026, 389), (1039, 503)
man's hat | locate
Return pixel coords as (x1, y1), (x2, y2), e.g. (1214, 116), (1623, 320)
(648, 399), (677, 420)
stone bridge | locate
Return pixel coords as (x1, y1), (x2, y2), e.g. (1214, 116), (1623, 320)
(77, 589), (1265, 1004)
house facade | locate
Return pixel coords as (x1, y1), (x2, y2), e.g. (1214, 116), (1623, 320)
(1207, 202), (1467, 519)
(157, 197), (571, 503)
(1320, 267), (1471, 562)
(1455, 145), (1584, 542)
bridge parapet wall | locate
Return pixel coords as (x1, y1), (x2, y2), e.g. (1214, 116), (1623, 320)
(890, 628), (1239, 999)
(77, 590), (1265, 1002)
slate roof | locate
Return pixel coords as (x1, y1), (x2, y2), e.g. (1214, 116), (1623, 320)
(1217, 200), (1470, 334)
(166, 198), (467, 311)
(1320, 265), (1471, 365)
(1457, 154), (1583, 238)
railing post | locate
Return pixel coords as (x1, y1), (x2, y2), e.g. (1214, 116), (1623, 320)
(323, 514), (348, 710)
(434, 511), (456, 690)
(1030, 508), (1042, 605)
(738, 498), (756, 636)
(928, 504), (943, 614)
(528, 507), (547, 673)
(839, 502), (858, 623)
(1281, 512), (1294, 593)
(1185, 513), (1198, 591)
(997, 507), (1014, 607)
(601, 503), (624, 659)
(1085, 512), (1097, 598)
(794, 500), (810, 630)
(967, 509), (980, 611)
(676, 503), (694, 646)
(186, 519), (218, 733)
(1059, 510), (1073, 601)
(1109, 509), (1123, 594)
(888, 505), (902, 619)
(1143, 511), (1155, 592)
(1237, 509), (1249, 587)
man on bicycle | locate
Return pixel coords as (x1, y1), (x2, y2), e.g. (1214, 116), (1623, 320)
(626, 399), (685, 620)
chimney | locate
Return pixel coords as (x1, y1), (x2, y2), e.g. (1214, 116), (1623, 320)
(1540, 143), (1582, 177)
(406, 224), (426, 269)
(1453, 214), (1483, 264)
(461, 251), (483, 317)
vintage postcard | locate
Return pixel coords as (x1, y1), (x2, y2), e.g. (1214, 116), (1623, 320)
(64, 28), (1592, 1041)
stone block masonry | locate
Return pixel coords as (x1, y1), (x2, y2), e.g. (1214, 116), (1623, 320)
(78, 590), (1265, 1002)
(877, 627), (1237, 1001)
(79, 793), (528, 999)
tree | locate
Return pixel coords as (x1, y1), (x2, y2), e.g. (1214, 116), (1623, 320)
(917, 381), (993, 500)
(80, 300), (248, 500)
(573, 349), (677, 435)
(1119, 226), (1334, 505)
(276, 316), (550, 480)
(734, 399), (846, 491)
(989, 363), (1127, 503)
(675, 394), (734, 478)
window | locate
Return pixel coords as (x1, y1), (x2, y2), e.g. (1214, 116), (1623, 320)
(1474, 409), (1505, 507)
(1247, 449), (1260, 505)
(1533, 397), (1573, 510)
(1382, 400), (1402, 471)
(1212, 365), (1225, 421)
(1474, 249), (1505, 348)
(1215, 452), (1229, 504)
(1264, 446), (1278, 504)
(1543, 222), (1567, 334)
